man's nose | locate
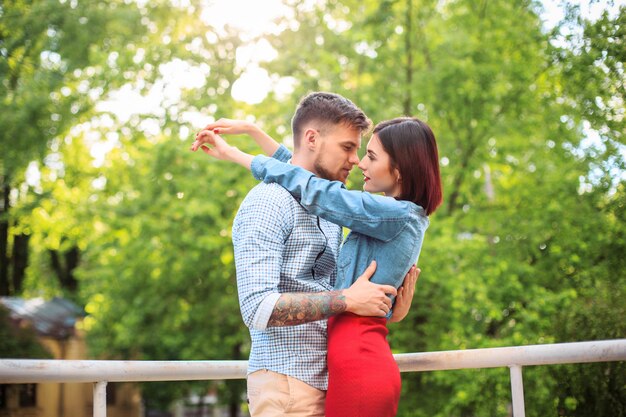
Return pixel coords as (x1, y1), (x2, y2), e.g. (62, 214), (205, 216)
(349, 151), (360, 165)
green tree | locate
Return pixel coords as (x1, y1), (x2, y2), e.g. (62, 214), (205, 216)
(2, 0), (250, 413)
(0, 0), (150, 295)
(57, 5), (251, 413)
(5, 0), (623, 415)
(77, 131), (253, 412)
(256, 0), (625, 415)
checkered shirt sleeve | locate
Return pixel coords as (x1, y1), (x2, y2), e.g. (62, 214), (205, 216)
(232, 185), (294, 328)
(232, 181), (341, 390)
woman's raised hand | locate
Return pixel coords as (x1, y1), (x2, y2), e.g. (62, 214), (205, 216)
(200, 118), (280, 156)
(190, 129), (254, 170)
(190, 129), (232, 159)
(201, 118), (255, 136)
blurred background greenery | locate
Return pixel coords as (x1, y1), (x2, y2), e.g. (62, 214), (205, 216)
(1, 0), (624, 416)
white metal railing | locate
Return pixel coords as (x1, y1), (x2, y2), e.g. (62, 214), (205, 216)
(1, 339), (625, 417)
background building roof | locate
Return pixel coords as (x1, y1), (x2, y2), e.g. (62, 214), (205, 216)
(0, 297), (84, 339)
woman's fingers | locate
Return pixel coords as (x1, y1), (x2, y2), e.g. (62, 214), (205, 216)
(200, 145), (213, 156)
(405, 266), (418, 294)
(411, 267), (420, 292)
(201, 126), (230, 134)
(201, 118), (244, 135)
(191, 130), (217, 151)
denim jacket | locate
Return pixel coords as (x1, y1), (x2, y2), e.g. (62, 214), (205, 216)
(251, 151), (429, 312)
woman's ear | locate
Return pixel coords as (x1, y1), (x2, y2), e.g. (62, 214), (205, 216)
(395, 168), (402, 183)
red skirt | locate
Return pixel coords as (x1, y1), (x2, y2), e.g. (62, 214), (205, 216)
(325, 313), (401, 417)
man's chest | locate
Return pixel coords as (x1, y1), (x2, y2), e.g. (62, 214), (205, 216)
(283, 212), (341, 277)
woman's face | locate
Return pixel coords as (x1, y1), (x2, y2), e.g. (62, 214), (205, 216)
(358, 134), (402, 197)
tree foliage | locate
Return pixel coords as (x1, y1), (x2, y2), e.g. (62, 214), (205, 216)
(260, 1), (625, 415)
(1, 0), (148, 295)
(1, 0), (624, 415)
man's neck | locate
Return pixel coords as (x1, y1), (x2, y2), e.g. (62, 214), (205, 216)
(290, 152), (317, 175)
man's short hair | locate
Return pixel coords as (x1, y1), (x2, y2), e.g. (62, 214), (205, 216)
(291, 92), (371, 148)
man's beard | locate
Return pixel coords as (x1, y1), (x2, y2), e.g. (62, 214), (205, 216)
(314, 157), (345, 182)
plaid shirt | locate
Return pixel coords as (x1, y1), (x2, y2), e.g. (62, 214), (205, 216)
(232, 147), (342, 390)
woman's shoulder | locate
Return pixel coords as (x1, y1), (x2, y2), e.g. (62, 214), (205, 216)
(369, 196), (427, 221)
(407, 202), (429, 225)
(381, 200), (429, 231)
(407, 201), (428, 217)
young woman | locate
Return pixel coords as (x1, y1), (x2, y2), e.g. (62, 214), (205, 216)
(192, 117), (443, 417)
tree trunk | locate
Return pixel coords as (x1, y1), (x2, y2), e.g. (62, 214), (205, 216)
(403, 0), (414, 115)
(0, 178), (10, 295)
(49, 245), (80, 293)
(11, 233), (30, 294)
(446, 134), (479, 215)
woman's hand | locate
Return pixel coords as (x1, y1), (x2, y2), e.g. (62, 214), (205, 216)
(190, 129), (254, 170)
(191, 129), (234, 159)
(201, 118), (255, 136)
(389, 266), (420, 323)
(200, 118), (280, 156)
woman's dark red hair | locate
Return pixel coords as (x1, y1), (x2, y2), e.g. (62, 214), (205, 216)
(373, 117), (443, 215)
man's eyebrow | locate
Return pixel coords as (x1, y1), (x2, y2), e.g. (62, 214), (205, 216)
(340, 141), (358, 148)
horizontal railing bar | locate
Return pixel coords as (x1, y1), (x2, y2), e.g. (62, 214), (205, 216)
(395, 339), (626, 372)
(0, 360), (247, 383)
(1, 339), (624, 384)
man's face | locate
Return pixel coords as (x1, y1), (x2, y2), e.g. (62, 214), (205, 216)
(312, 124), (362, 183)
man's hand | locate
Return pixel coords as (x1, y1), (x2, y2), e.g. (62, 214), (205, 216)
(265, 262), (398, 327)
(389, 266), (420, 323)
(343, 261), (397, 317)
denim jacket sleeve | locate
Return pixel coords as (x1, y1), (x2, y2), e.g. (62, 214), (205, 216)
(271, 144), (292, 162)
(251, 155), (413, 242)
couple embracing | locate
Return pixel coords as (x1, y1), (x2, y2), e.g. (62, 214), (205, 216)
(190, 92), (443, 417)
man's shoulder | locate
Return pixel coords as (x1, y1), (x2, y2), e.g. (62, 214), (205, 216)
(234, 183), (299, 223)
(241, 182), (298, 208)
(233, 183), (298, 238)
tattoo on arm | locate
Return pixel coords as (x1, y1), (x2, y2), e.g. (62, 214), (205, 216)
(267, 291), (347, 327)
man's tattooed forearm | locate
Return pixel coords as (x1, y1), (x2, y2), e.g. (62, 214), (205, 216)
(268, 291), (347, 327)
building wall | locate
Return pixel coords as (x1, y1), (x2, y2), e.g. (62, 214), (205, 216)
(1, 325), (141, 417)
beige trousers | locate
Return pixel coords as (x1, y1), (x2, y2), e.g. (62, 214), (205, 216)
(247, 370), (326, 417)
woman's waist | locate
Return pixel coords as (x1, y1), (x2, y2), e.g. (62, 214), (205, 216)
(327, 313), (392, 360)
(336, 257), (418, 290)
(337, 238), (422, 289)
(328, 312), (389, 336)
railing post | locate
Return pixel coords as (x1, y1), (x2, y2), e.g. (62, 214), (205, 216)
(94, 381), (108, 417)
(509, 365), (525, 417)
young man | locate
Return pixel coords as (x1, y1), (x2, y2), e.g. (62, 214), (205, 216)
(194, 92), (406, 417)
